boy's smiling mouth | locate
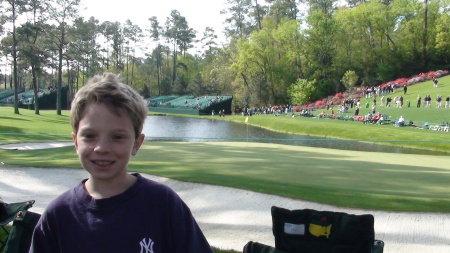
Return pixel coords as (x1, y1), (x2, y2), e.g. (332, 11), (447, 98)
(93, 160), (114, 166)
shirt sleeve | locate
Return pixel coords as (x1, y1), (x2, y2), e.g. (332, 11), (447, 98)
(29, 211), (59, 253)
(168, 193), (214, 253)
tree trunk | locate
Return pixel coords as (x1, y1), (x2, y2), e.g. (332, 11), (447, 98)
(57, 24), (65, 115)
(172, 40), (177, 89)
(57, 43), (63, 115)
(254, 0), (262, 30)
(67, 60), (72, 110)
(131, 55), (135, 86)
(12, 2), (19, 114)
(422, 0), (429, 69)
(32, 66), (40, 115)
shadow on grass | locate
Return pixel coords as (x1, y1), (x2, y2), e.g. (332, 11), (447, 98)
(133, 142), (450, 212)
(1, 142), (449, 212)
(0, 116), (31, 122)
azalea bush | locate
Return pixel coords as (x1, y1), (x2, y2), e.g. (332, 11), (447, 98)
(315, 100), (326, 106)
(393, 78), (409, 85)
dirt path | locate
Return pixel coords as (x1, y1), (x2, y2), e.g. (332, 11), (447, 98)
(1, 166), (449, 252)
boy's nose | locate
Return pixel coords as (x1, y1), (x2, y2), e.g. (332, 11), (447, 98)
(94, 139), (111, 152)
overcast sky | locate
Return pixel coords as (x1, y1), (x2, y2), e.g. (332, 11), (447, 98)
(80, 0), (229, 54)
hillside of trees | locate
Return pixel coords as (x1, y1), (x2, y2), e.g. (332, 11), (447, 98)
(1, 0), (449, 114)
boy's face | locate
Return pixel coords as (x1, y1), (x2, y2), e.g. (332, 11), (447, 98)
(72, 102), (144, 183)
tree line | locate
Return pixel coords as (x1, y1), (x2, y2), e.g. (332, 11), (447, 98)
(1, 0), (449, 114)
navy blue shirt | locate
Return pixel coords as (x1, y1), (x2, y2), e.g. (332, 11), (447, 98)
(30, 174), (213, 253)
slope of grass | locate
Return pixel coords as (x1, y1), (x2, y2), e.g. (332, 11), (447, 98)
(0, 108), (71, 144)
(351, 74), (450, 126)
(218, 115), (450, 152)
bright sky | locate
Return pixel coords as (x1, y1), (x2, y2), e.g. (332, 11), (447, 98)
(80, 0), (229, 54)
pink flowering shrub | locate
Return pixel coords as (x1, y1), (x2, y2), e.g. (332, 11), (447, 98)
(315, 100), (326, 106)
(293, 105), (302, 112)
(435, 70), (449, 77)
(394, 78), (409, 86)
(335, 92), (344, 98)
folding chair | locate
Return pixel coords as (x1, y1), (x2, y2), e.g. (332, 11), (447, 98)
(0, 199), (41, 253)
(244, 206), (384, 253)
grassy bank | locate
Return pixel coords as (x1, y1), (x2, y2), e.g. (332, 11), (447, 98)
(213, 115), (450, 152)
(0, 108), (71, 144)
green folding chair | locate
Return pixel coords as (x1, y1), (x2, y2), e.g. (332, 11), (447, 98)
(0, 199), (41, 253)
(244, 206), (384, 253)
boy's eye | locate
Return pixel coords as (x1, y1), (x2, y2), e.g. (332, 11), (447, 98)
(113, 135), (125, 140)
(83, 134), (95, 139)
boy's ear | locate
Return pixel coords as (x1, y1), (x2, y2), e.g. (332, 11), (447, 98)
(72, 132), (78, 152)
(132, 134), (145, 156)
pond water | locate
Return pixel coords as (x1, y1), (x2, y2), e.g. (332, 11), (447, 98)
(142, 115), (446, 156)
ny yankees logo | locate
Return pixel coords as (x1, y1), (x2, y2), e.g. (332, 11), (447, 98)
(139, 238), (154, 253)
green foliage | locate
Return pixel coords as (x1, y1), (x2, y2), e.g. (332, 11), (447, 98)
(288, 79), (316, 105)
(375, 63), (396, 82)
(1, 0), (450, 108)
(141, 85), (150, 99)
(232, 18), (303, 105)
(435, 11), (450, 57)
(341, 70), (358, 89)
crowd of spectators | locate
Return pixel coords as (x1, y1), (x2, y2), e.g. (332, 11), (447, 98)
(238, 105), (295, 117)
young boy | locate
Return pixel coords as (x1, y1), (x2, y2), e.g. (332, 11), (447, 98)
(29, 73), (213, 253)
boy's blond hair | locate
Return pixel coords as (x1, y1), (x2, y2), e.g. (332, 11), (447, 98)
(70, 73), (148, 139)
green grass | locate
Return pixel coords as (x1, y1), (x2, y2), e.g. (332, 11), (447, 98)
(212, 247), (239, 253)
(1, 142), (449, 212)
(0, 108), (71, 144)
(218, 115), (450, 152)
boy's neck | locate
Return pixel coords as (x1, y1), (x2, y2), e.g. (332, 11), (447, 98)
(84, 173), (137, 199)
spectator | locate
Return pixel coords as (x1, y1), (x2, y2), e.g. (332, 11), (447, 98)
(436, 95), (442, 108)
(397, 115), (405, 127)
(29, 73), (213, 253)
(433, 77), (438, 88)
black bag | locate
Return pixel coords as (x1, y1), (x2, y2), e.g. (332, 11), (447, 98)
(243, 241), (287, 253)
(0, 200), (41, 253)
(271, 206), (376, 253)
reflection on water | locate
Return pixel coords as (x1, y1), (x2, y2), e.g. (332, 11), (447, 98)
(143, 116), (446, 156)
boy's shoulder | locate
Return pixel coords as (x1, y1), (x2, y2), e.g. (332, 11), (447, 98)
(133, 174), (181, 200)
(43, 174), (181, 216)
(42, 184), (80, 216)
